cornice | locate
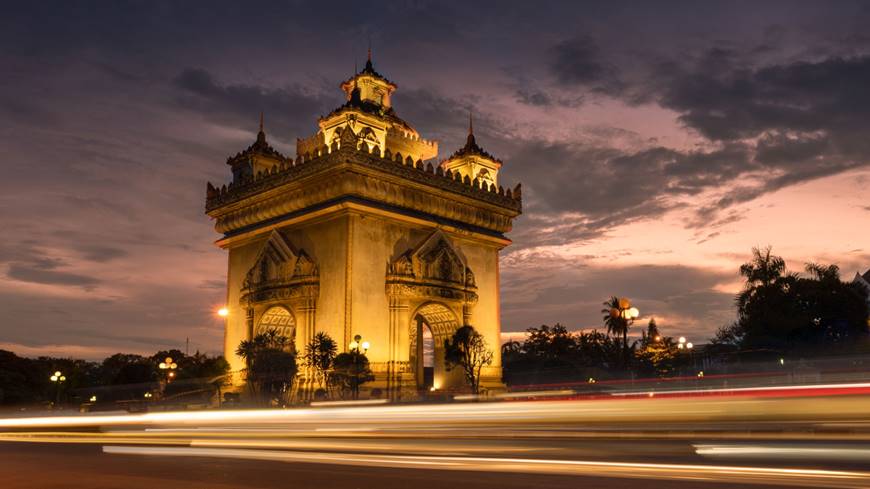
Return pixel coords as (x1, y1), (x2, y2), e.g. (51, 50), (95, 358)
(206, 137), (522, 237)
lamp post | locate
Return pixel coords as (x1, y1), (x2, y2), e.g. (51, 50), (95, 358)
(49, 370), (66, 407)
(348, 334), (370, 400)
(159, 356), (178, 383)
(677, 337), (695, 375)
(610, 298), (639, 367)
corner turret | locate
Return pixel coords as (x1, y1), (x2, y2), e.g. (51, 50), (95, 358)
(440, 113), (502, 188)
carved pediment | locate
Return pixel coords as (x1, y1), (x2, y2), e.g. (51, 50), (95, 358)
(243, 231), (318, 290)
(389, 230), (468, 286)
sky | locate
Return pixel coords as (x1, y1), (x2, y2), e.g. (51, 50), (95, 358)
(1, 1), (869, 359)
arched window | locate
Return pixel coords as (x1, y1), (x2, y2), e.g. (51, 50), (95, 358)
(256, 306), (295, 341)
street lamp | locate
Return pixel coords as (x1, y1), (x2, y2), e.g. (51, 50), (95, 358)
(348, 334), (370, 400)
(349, 334), (370, 353)
(217, 307), (229, 317)
(159, 356), (178, 382)
(50, 371), (66, 406)
(610, 298), (639, 366)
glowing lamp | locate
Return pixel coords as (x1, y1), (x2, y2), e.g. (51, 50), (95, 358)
(618, 298), (631, 309)
(628, 307), (639, 318)
(217, 307), (229, 317)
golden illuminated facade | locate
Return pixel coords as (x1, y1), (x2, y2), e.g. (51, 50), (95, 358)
(206, 56), (522, 398)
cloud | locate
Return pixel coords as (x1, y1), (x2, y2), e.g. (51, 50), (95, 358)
(500, 259), (736, 339)
(74, 244), (128, 262)
(6, 263), (99, 289)
(172, 68), (330, 141)
(549, 36), (622, 92)
(653, 54), (870, 144)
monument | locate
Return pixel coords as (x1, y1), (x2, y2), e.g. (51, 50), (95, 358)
(205, 54), (522, 398)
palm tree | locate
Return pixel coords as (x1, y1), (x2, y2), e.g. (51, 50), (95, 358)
(601, 296), (630, 366)
(737, 246), (789, 310)
(303, 332), (338, 389)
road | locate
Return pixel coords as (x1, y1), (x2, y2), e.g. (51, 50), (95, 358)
(3, 385), (870, 488)
(0, 441), (798, 489)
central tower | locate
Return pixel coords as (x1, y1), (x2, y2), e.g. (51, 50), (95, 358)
(206, 57), (522, 398)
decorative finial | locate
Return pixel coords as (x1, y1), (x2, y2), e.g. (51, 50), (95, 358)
(256, 112), (266, 144)
(464, 109), (477, 149)
(365, 37), (374, 71)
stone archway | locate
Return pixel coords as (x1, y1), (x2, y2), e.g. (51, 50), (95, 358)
(410, 302), (461, 391)
(385, 230), (479, 398)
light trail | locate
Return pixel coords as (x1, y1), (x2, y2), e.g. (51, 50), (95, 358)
(695, 443), (870, 461)
(3, 387), (870, 430)
(102, 445), (870, 488)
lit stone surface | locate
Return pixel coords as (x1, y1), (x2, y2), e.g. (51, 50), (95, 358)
(206, 58), (521, 399)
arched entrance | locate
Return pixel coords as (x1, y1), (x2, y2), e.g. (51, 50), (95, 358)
(410, 302), (461, 391)
(256, 306), (296, 349)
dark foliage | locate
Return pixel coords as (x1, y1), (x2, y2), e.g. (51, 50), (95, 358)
(726, 247), (869, 352)
(329, 351), (374, 400)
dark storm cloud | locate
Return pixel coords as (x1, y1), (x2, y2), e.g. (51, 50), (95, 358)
(549, 36), (622, 92)
(172, 68), (331, 141)
(653, 54), (870, 143)
(502, 139), (758, 245)
(524, 39), (870, 241)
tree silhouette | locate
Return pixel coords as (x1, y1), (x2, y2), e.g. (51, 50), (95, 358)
(444, 325), (493, 394)
(236, 330), (297, 405)
(303, 332), (338, 390)
(329, 351), (374, 400)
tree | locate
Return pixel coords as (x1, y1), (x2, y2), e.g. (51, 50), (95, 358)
(329, 351), (374, 400)
(236, 330), (297, 405)
(303, 332), (338, 390)
(601, 296), (631, 366)
(523, 324), (576, 361)
(721, 247), (869, 353)
(444, 325), (493, 394)
(643, 318), (660, 343)
(634, 319), (679, 376)
(575, 329), (620, 369)
(98, 353), (157, 400)
(734, 247), (868, 350)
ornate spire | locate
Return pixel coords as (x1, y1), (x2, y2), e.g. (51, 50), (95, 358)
(365, 39), (374, 72)
(466, 110), (476, 147)
(257, 112), (266, 143)
(446, 111), (501, 164)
